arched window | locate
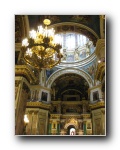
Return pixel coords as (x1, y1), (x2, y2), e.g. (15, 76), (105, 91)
(54, 32), (95, 62)
(66, 33), (75, 50)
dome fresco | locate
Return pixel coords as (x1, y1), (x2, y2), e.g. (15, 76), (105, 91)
(55, 32), (95, 63)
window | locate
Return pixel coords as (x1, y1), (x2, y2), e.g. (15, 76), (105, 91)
(66, 33), (75, 50)
(55, 32), (95, 62)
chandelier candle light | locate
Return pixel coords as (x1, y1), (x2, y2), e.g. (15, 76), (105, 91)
(24, 114), (29, 134)
(22, 19), (63, 71)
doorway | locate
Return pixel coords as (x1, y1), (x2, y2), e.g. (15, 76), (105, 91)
(67, 125), (76, 135)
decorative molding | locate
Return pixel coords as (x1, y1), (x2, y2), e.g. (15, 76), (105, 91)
(89, 101), (105, 110)
(64, 117), (79, 129)
(46, 68), (93, 88)
(15, 80), (21, 87)
(50, 114), (61, 118)
(95, 39), (105, 59)
(95, 62), (105, 81)
(15, 43), (21, 51)
(50, 22), (99, 46)
(15, 65), (39, 84)
(81, 114), (91, 118)
(61, 114), (81, 119)
(89, 85), (102, 91)
(26, 102), (51, 110)
(58, 52), (96, 68)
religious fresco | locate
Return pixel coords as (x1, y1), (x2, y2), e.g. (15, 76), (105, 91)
(46, 67), (60, 79)
(79, 49), (86, 60)
(66, 54), (74, 62)
(55, 32), (96, 63)
(81, 58), (97, 80)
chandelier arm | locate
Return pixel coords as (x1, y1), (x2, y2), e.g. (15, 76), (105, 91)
(24, 53), (40, 68)
(27, 43), (61, 53)
(25, 59), (40, 70)
(21, 19), (62, 70)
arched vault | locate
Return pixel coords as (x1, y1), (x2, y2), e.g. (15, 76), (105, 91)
(46, 68), (93, 88)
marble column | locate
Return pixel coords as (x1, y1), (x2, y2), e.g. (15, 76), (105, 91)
(83, 121), (87, 135)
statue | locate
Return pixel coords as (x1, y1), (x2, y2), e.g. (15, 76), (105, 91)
(62, 49), (67, 61)
(86, 42), (90, 57)
(74, 51), (79, 61)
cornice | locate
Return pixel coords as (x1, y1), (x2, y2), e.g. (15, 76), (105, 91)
(58, 52), (96, 68)
(89, 101), (105, 110)
(50, 114), (61, 118)
(50, 22), (99, 45)
(51, 100), (89, 105)
(81, 113), (91, 118)
(26, 102), (51, 110)
(62, 101), (82, 105)
(15, 65), (38, 84)
(89, 85), (102, 91)
(61, 114), (81, 119)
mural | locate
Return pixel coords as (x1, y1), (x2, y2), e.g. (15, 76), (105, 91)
(79, 49), (86, 59)
(46, 67), (59, 79)
(66, 54), (74, 62)
(90, 44), (95, 54)
(81, 58), (97, 80)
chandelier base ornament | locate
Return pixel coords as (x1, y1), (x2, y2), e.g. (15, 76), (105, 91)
(22, 19), (63, 71)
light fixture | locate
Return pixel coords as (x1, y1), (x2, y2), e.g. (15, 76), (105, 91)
(24, 114), (29, 134)
(24, 114), (29, 125)
(22, 19), (63, 71)
(98, 60), (101, 63)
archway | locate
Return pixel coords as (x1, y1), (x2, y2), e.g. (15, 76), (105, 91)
(67, 125), (76, 135)
(64, 118), (79, 135)
(50, 73), (89, 101)
(46, 68), (93, 88)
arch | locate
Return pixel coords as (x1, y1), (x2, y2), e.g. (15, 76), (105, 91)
(64, 118), (79, 130)
(50, 22), (99, 44)
(46, 68), (93, 88)
(68, 126), (76, 135)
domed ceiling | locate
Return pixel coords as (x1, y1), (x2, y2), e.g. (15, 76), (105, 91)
(15, 15), (99, 82)
(28, 15), (100, 38)
(27, 15), (99, 66)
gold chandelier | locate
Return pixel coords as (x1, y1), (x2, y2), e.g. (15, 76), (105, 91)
(21, 19), (63, 71)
